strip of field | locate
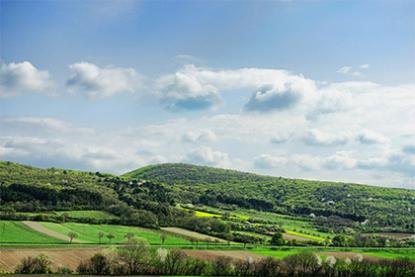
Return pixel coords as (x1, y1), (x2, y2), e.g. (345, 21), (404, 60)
(161, 227), (227, 243)
(39, 222), (190, 245)
(0, 221), (63, 244)
(183, 249), (265, 261)
(22, 221), (85, 243)
(364, 232), (415, 239)
(0, 247), (103, 272)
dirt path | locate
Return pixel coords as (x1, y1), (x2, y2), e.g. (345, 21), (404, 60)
(183, 249), (266, 262)
(161, 227), (227, 243)
(22, 221), (85, 243)
(0, 247), (103, 272)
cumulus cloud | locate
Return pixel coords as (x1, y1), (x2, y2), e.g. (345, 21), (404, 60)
(157, 65), (316, 111)
(182, 130), (217, 143)
(337, 64), (369, 77)
(303, 129), (349, 146)
(184, 146), (229, 167)
(0, 117), (92, 134)
(356, 130), (388, 145)
(0, 61), (51, 96)
(67, 62), (143, 97)
(270, 133), (288, 144)
(254, 154), (287, 169)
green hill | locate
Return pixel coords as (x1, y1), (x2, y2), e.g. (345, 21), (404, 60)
(124, 163), (415, 232)
(1, 160), (414, 233)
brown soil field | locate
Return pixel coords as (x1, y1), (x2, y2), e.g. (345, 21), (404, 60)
(0, 247), (104, 272)
(182, 249), (266, 261)
(22, 221), (85, 243)
(160, 227), (227, 243)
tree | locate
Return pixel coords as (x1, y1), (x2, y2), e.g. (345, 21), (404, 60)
(68, 232), (78, 244)
(117, 238), (150, 274)
(107, 233), (115, 244)
(124, 232), (135, 241)
(160, 233), (167, 245)
(15, 254), (52, 274)
(98, 232), (105, 244)
(270, 230), (285, 246)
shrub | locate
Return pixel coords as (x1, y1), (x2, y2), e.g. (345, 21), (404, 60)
(15, 254), (52, 274)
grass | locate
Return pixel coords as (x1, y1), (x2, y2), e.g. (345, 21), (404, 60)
(0, 220), (63, 244)
(54, 210), (118, 220)
(285, 230), (326, 242)
(16, 210), (119, 220)
(194, 210), (221, 218)
(39, 222), (191, 245)
(249, 247), (415, 261)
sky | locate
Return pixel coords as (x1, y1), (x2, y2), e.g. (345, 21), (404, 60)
(0, 0), (415, 189)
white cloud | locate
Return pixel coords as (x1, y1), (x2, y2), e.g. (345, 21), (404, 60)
(356, 130), (388, 145)
(303, 129), (349, 146)
(337, 66), (361, 77)
(67, 62), (143, 97)
(0, 61), (51, 96)
(359, 64), (370, 69)
(184, 146), (229, 167)
(157, 65), (317, 111)
(182, 130), (217, 143)
(254, 154), (287, 169)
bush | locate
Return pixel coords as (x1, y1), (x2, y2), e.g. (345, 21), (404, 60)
(77, 253), (111, 275)
(15, 254), (52, 274)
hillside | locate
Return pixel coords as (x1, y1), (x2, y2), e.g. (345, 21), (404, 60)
(124, 163), (415, 231)
(1, 160), (415, 233)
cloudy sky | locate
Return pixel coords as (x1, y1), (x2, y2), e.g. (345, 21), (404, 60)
(1, 0), (415, 188)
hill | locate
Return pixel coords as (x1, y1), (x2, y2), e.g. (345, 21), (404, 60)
(124, 163), (415, 232)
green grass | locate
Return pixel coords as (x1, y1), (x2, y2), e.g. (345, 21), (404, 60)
(285, 230), (326, 242)
(194, 210), (221, 218)
(0, 221), (63, 244)
(16, 210), (119, 220)
(54, 210), (118, 220)
(249, 247), (415, 260)
(40, 222), (191, 245)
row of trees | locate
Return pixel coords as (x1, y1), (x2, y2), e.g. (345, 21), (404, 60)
(15, 240), (415, 276)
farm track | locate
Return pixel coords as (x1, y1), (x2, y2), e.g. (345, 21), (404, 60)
(22, 221), (86, 243)
(161, 227), (227, 243)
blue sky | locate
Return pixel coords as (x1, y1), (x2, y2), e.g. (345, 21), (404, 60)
(1, 0), (415, 188)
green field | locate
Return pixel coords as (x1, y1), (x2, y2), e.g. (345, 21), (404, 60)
(39, 222), (191, 245)
(0, 221), (63, 244)
(249, 247), (415, 261)
(16, 210), (119, 220)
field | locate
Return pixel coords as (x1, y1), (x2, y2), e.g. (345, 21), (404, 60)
(0, 221), (63, 244)
(0, 220), (191, 246)
(16, 210), (119, 220)
(161, 227), (227, 243)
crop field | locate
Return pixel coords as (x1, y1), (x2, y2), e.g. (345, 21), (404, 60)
(248, 247), (415, 261)
(0, 221), (63, 244)
(38, 222), (191, 245)
(161, 227), (227, 243)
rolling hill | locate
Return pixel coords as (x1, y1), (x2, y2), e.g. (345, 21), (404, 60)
(124, 163), (415, 232)
(1, 160), (414, 233)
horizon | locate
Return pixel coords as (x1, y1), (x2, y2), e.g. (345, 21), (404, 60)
(1, 0), (414, 189)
